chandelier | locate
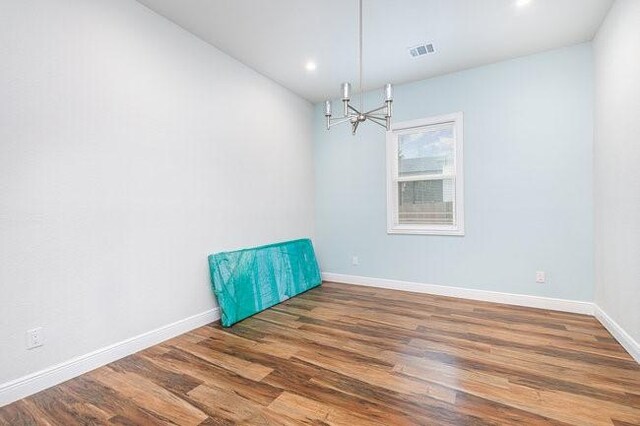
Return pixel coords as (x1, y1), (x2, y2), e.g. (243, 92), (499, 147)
(324, 0), (393, 135)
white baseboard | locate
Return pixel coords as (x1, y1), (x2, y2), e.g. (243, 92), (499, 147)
(0, 308), (220, 408)
(323, 272), (594, 315)
(594, 305), (640, 363)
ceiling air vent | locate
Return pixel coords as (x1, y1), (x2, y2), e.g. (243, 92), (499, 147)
(408, 43), (435, 58)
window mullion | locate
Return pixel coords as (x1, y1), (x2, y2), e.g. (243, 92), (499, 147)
(395, 173), (455, 183)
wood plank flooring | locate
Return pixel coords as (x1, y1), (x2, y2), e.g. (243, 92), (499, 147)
(1, 282), (639, 425)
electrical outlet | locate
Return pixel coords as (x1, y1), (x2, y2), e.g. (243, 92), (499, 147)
(536, 271), (546, 283)
(26, 327), (43, 349)
(351, 256), (359, 266)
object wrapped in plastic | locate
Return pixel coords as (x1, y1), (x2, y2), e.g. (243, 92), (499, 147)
(208, 238), (321, 327)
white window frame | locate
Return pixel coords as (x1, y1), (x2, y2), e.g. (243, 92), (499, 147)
(386, 112), (464, 236)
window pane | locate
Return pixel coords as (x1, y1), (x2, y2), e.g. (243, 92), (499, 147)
(398, 179), (455, 225)
(398, 125), (454, 177)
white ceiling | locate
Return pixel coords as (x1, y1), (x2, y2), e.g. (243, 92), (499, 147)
(136, 0), (613, 102)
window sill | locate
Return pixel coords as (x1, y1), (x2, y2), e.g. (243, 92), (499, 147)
(387, 226), (465, 236)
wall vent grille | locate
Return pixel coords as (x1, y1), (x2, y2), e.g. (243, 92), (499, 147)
(409, 43), (435, 58)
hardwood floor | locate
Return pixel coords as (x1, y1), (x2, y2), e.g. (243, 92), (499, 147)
(1, 282), (639, 425)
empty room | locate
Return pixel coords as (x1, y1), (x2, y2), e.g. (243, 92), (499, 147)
(1, 0), (639, 424)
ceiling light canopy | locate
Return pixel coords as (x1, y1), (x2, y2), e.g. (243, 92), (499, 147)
(305, 61), (317, 71)
(324, 0), (393, 135)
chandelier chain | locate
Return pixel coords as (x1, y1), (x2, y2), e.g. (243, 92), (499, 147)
(358, 0), (363, 111)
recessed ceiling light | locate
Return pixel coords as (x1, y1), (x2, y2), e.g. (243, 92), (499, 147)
(305, 61), (317, 72)
(516, 0), (532, 7)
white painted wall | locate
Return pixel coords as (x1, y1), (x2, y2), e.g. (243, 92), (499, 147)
(0, 0), (314, 385)
(593, 0), (640, 345)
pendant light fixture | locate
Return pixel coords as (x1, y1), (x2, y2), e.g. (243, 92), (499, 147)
(324, 0), (393, 135)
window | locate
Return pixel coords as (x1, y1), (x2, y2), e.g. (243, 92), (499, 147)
(386, 112), (464, 235)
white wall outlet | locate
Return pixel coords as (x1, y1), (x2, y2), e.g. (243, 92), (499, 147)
(351, 256), (359, 266)
(536, 271), (546, 283)
(26, 327), (44, 349)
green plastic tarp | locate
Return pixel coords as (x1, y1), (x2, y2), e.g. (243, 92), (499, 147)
(208, 238), (321, 327)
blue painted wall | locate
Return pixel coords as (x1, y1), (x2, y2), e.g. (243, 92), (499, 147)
(314, 43), (594, 301)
